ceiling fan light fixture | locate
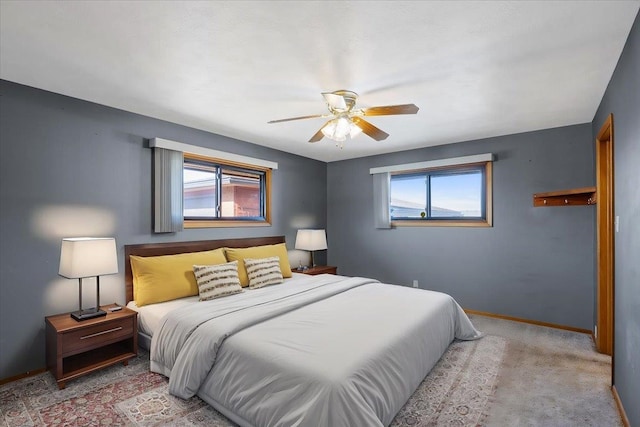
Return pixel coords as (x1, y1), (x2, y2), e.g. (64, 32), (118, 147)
(335, 117), (351, 137)
(321, 120), (338, 139)
(322, 116), (359, 142)
(349, 122), (362, 139)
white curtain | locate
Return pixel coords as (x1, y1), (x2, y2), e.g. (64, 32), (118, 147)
(154, 147), (184, 233)
(372, 172), (391, 229)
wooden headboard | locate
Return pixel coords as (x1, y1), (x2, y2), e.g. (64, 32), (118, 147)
(124, 235), (286, 304)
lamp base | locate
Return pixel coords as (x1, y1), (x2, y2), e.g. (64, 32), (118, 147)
(70, 307), (107, 321)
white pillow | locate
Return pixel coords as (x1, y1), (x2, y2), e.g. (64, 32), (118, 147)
(193, 261), (243, 301)
(244, 256), (284, 289)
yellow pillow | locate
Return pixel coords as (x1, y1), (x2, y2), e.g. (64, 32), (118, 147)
(131, 248), (227, 306)
(224, 243), (292, 287)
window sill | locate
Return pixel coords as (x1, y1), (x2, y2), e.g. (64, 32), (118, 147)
(391, 220), (492, 228)
(184, 220), (272, 229)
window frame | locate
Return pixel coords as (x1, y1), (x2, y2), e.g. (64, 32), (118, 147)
(390, 161), (492, 227)
(183, 153), (272, 228)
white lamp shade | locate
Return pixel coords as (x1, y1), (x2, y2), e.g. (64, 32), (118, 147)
(295, 229), (327, 251)
(59, 237), (118, 278)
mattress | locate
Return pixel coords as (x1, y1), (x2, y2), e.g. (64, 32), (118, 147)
(149, 273), (481, 427)
(126, 273), (310, 350)
(126, 295), (199, 338)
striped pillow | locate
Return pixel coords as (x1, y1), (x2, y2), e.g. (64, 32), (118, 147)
(244, 256), (284, 289)
(193, 261), (243, 301)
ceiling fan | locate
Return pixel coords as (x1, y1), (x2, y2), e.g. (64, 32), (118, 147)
(268, 90), (419, 146)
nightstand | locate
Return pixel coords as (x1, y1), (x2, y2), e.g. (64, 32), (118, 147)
(296, 265), (337, 275)
(45, 304), (138, 389)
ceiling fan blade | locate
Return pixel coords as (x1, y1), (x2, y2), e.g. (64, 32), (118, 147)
(361, 104), (419, 116)
(268, 114), (326, 124)
(351, 117), (389, 141)
(322, 92), (347, 111)
(308, 126), (325, 143)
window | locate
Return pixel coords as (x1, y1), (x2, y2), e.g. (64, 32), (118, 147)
(390, 162), (492, 226)
(183, 154), (271, 227)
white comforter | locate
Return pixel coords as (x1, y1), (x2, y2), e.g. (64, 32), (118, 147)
(151, 274), (481, 427)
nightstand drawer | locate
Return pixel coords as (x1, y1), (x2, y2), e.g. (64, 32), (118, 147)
(62, 317), (133, 356)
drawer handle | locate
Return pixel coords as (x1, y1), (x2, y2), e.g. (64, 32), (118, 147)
(80, 326), (122, 339)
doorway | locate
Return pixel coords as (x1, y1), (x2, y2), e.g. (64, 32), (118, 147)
(595, 113), (614, 369)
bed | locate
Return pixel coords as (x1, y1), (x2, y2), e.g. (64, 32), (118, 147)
(124, 236), (481, 427)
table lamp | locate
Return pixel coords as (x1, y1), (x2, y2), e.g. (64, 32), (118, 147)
(59, 237), (118, 321)
(295, 229), (327, 267)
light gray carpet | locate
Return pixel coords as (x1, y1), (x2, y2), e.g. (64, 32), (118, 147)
(470, 314), (621, 427)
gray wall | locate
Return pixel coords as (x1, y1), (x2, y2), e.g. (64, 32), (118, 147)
(0, 80), (327, 379)
(592, 12), (640, 426)
(328, 124), (595, 330)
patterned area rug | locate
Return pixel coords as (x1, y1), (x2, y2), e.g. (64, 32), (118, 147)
(0, 336), (505, 426)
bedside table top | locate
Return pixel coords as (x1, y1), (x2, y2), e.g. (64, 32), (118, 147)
(295, 265), (337, 275)
(46, 304), (136, 333)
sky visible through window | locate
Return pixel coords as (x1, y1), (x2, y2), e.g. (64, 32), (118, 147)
(391, 171), (482, 217)
(184, 169), (212, 183)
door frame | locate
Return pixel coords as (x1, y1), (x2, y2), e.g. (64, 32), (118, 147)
(595, 113), (614, 376)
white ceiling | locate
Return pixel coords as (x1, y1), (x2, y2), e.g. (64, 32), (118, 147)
(1, 1), (638, 162)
